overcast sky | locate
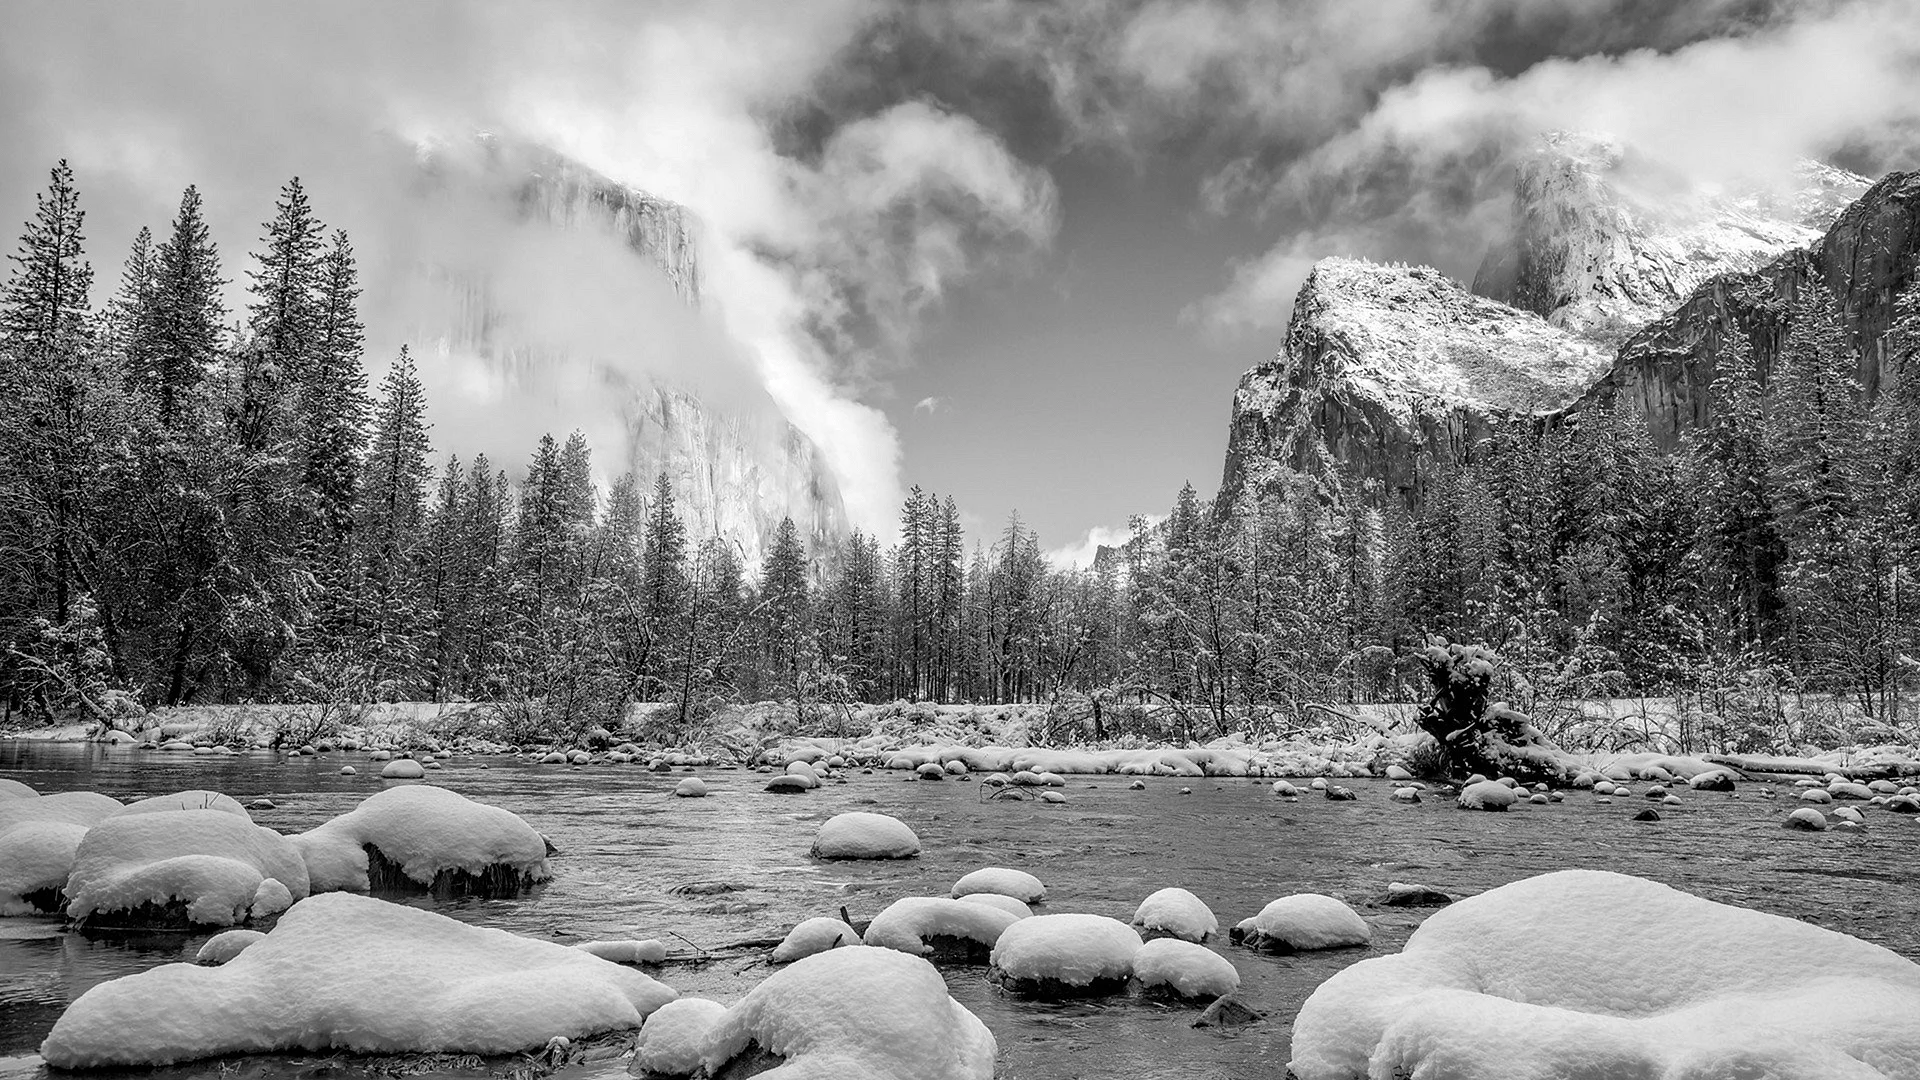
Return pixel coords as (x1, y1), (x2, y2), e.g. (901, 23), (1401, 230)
(2, 0), (1917, 561)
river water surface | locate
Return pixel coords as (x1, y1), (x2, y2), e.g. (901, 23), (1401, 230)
(3, 742), (1917, 1080)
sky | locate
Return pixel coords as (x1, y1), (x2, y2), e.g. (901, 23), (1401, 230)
(1, 0), (1917, 564)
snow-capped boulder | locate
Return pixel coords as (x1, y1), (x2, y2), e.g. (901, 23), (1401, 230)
(0, 790), (123, 833)
(861, 896), (1020, 961)
(379, 758), (426, 780)
(1785, 807), (1829, 831)
(1131, 887), (1218, 943)
(1234, 894), (1370, 953)
(1799, 788), (1833, 804)
(573, 939), (667, 965)
(1457, 780), (1518, 811)
(1132, 938), (1240, 1000)
(0, 820), (91, 915)
(672, 777), (706, 798)
(763, 775), (811, 793)
(771, 917), (860, 963)
(633, 997), (727, 1077)
(784, 761), (821, 788)
(63, 810), (309, 928)
(194, 929), (265, 965)
(1287, 869), (1920, 1080)
(810, 812), (920, 860)
(989, 913), (1142, 997)
(293, 785), (549, 896)
(1384, 765), (1414, 782)
(952, 866), (1044, 904)
(699, 946), (994, 1079)
(110, 791), (251, 819)
(40, 892), (676, 1068)
(0, 777), (37, 798)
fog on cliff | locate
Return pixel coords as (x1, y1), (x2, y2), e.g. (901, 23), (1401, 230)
(1, 0), (1915, 542)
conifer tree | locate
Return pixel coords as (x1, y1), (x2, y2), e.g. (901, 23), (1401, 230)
(302, 230), (371, 542)
(146, 187), (225, 429)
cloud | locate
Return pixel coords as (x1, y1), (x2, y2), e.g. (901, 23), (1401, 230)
(1045, 514), (1163, 569)
(913, 396), (946, 415)
(0, 0), (1058, 535)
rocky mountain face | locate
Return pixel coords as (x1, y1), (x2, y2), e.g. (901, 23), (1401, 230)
(1472, 132), (1867, 347)
(1222, 135), (1892, 506)
(1580, 169), (1920, 446)
(405, 139), (849, 569)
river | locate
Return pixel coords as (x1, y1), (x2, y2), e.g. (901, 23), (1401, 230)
(3, 742), (1916, 1080)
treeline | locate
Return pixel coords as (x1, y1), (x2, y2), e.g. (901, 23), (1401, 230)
(4, 162), (1918, 749)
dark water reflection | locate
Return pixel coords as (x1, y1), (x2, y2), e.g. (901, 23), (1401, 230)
(3, 742), (1917, 1080)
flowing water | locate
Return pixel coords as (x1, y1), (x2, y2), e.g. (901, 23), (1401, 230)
(3, 742), (1917, 1080)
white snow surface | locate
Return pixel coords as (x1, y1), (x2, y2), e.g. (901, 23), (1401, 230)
(1132, 938), (1240, 999)
(0, 789), (122, 831)
(110, 790), (251, 819)
(0, 820), (90, 915)
(990, 913), (1143, 987)
(771, 917), (861, 963)
(63, 809), (310, 926)
(1245, 894), (1371, 951)
(634, 996), (727, 1076)
(194, 928), (266, 965)
(1456, 780), (1518, 810)
(951, 866), (1045, 903)
(860, 896), (1019, 955)
(810, 812), (920, 860)
(1131, 887), (1219, 942)
(955, 893), (1032, 918)
(699, 945), (995, 1080)
(293, 784), (550, 892)
(40, 891), (677, 1067)
(1288, 869), (1920, 1080)
(0, 777), (40, 798)
(574, 939), (667, 964)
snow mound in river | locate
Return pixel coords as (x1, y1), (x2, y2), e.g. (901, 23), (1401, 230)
(1288, 869), (1920, 1080)
(63, 809), (309, 927)
(700, 945), (994, 1079)
(40, 891), (676, 1068)
(293, 784), (549, 893)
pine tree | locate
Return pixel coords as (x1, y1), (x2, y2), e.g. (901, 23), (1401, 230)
(102, 226), (155, 366)
(1694, 333), (1784, 648)
(759, 517), (811, 699)
(640, 472), (688, 697)
(301, 230), (371, 542)
(356, 347), (432, 687)
(146, 187), (225, 429)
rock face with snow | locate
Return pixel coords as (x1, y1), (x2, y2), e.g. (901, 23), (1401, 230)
(40, 892), (676, 1068)
(1219, 258), (1609, 504)
(405, 138), (848, 572)
(1473, 132), (1867, 346)
(1288, 869), (1920, 1080)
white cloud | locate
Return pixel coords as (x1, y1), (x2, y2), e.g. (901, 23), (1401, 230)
(913, 396), (946, 415)
(1045, 514), (1163, 569)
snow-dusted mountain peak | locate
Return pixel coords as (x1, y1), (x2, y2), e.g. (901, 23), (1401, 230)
(1473, 133), (1870, 345)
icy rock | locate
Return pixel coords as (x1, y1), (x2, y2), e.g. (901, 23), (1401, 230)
(1832, 807), (1865, 824)
(1132, 887), (1219, 943)
(1193, 993), (1265, 1028)
(1799, 788), (1833, 804)
(195, 929), (266, 965)
(862, 896), (1019, 960)
(1384, 765), (1414, 781)
(1392, 788), (1421, 803)
(539, 752), (566, 764)
(990, 913), (1142, 996)
(0, 820), (91, 915)
(763, 775), (811, 793)
(293, 785), (549, 896)
(955, 893), (1032, 918)
(1129, 779), (1147, 790)
(1633, 809), (1661, 822)
(944, 759), (968, 775)
(40, 892), (676, 1068)
(916, 762), (946, 780)
(771, 917), (861, 963)
(953, 866), (1045, 904)
(64, 810), (309, 928)
(784, 761), (821, 788)
(1829, 782), (1874, 800)
(567, 751), (591, 765)
(811, 812), (920, 860)
(1039, 790), (1067, 804)
(983, 773), (1010, 787)
(1380, 882), (1451, 907)
(1661, 795), (1682, 806)
(1785, 807), (1829, 831)
(339, 766), (356, 776)
(1457, 780), (1518, 811)
(700, 946), (994, 1079)
(111, 791), (251, 819)
(1310, 778), (1328, 790)
(1688, 770), (1735, 791)
(1324, 785), (1357, 801)
(633, 996), (726, 1077)
(672, 777), (707, 798)
(0, 777), (38, 798)
(1133, 938), (1240, 1000)
(573, 939), (667, 965)
(380, 759), (426, 780)
(1272, 780), (1300, 796)
(1234, 894), (1370, 953)
(1287, 868), (1920, 1080)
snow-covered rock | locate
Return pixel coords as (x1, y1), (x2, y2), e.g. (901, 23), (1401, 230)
(861, 896), (1019, 960)
(380, 758), (426, 780)
(672, 777), (706, 798)
(1132, 938), (1240, 1000)
(1288, 869), (1920, 1080)
(293, 784), (549, 895)
(699, 946), (994, 1079)
(951, 866), (1045, 904)
(633, 996), (727, 1077)
(1131, 887), (1218, 943)
(1235, 894), (1370, 953)
(810, 812), (920, 860)
(771, 917), (861, 963)
(110, 791), (251, 819)
(194, 928), (265, 965)
(41, 891), (676, 1067)
(0, 820), (91, 915)
(1457, 780), (1518, 811)
(573, 939), (667, 964)
(63, 809), (309, 927)
(0, 789), (123, 831)
(989, 913), (1142, 996)
(0, 777), (37, 798)
(955, 893), (1032, 918)
(1785, 807), (1829, 831)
